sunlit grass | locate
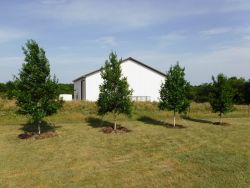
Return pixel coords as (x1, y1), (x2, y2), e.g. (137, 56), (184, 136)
(0, 99), (249, 187)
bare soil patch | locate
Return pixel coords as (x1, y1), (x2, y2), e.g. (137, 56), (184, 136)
(213, 122), (231, 126)
(102, 125), (131, 134)
(18, 131), (58, 140)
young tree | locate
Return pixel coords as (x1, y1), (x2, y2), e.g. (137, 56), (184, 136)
(14, 40), (62, 134)
(244, 79), (250, 116)
(209, 74), (234, 124)
(159, 62), (190, 127)
(97, 52), (133, 130)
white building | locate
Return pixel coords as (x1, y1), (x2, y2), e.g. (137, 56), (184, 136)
(73, 57), (166, 101)
(59, 94), (73, 101)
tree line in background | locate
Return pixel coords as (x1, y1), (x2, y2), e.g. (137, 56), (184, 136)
(189, 76), (250, 118)
(189, 77), (250, 105)
(2, 71), (249, 108)
(2, 72), (249, 106)
(0, 82), (73, 98)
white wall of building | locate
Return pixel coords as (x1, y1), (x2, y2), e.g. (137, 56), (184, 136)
(85, 72), (102, 101)
(121, 60), (164, 101)
(59, 94), (73, 101)
(74, 59), (165, 101)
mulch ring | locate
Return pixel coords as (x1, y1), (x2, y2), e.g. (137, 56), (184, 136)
(213, 122), (231, 126)
(102, 125), (131, 134)
(18, 131), (58, 140)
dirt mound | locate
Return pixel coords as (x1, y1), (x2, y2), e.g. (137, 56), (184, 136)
(18, 131), (58, 140)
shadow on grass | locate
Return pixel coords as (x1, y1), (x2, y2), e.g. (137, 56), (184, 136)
(212, 122), (231, 126)
(85, 117), (131, 134)
(182, 116), (231, 126)
(85, 117), (114, 128)
(20, 120), (61, 134)
(181, 115), (214, 124)
(137, 116), (186, 129)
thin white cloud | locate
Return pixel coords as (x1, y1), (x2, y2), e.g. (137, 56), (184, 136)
(27, 0), (165, 30)
(161, 33), (186, 41)
(95, 36), (118, 47)
(200, 26), (250, 40)
(185, 45), (250, 83)
(220, 0), (250, 12)
(0, 28), (27, 43)
(155, 33), (186, 46)
(243, 35), (250, 41)
(40, 0), (67, 5)
(192, 45), (250, 65)
(200, 27), (232, 36)
(22, 0), (250, 31)
(0, 56), (22, 64)
(0, 56), (23, 82)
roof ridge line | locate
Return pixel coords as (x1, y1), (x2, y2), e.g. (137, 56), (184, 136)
(73, 57), (166, 82)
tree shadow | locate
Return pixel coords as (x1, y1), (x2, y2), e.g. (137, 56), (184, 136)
(212, 122), (231, 126)
(85, 117), (114, 128)
(20, 120), (61, 134)
(181, 115), (214, 124)
(137, 116), (186, 129)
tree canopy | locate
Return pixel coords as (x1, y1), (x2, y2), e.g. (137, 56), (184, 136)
(97, 52), (133, 129)
(14, 39), (62, 134)
(159, 62), (190, 127)
(209, 73), (234, 123)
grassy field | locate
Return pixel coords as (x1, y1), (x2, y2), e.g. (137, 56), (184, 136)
(0, 98), (249, 187)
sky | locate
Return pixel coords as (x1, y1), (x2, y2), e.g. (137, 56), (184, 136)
(0, 0), (250, 85)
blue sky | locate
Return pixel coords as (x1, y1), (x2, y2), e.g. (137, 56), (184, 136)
(0, 0), (250, 85)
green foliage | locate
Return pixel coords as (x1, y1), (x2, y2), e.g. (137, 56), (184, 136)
(0, 82), (15, 99)
(58, 83), (74, 94)
(13, 40), (62, 128)
(189, 77), (247, 104)
(0, 83), (7, 98)
(244, 80), (250, 116)
(189, 83), (213, 102)
(159, 62), (190, 115)
(244, 79), (250, 105)
(0, 83), (7, 93)
(97, 52), (133, 118)
(1, 82), (73, 99)
(1, 105), (249, 187)
(228, 77), (246, 104)
(5, 81), (17, 99)
(209, 74), (234, 118)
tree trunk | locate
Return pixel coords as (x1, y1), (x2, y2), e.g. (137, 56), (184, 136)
(38, 121), (41, 135)
(114, 114), (117, 130)
(173, 111), (176, 127)
(219, 113), (222, 124)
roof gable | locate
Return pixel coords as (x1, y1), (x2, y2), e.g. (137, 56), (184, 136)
(73, 57), (166, 82)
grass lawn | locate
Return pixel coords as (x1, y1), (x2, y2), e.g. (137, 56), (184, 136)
(0, 100), (249, 187)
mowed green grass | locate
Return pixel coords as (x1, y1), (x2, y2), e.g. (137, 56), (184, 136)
(0, 100), (249, 187)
